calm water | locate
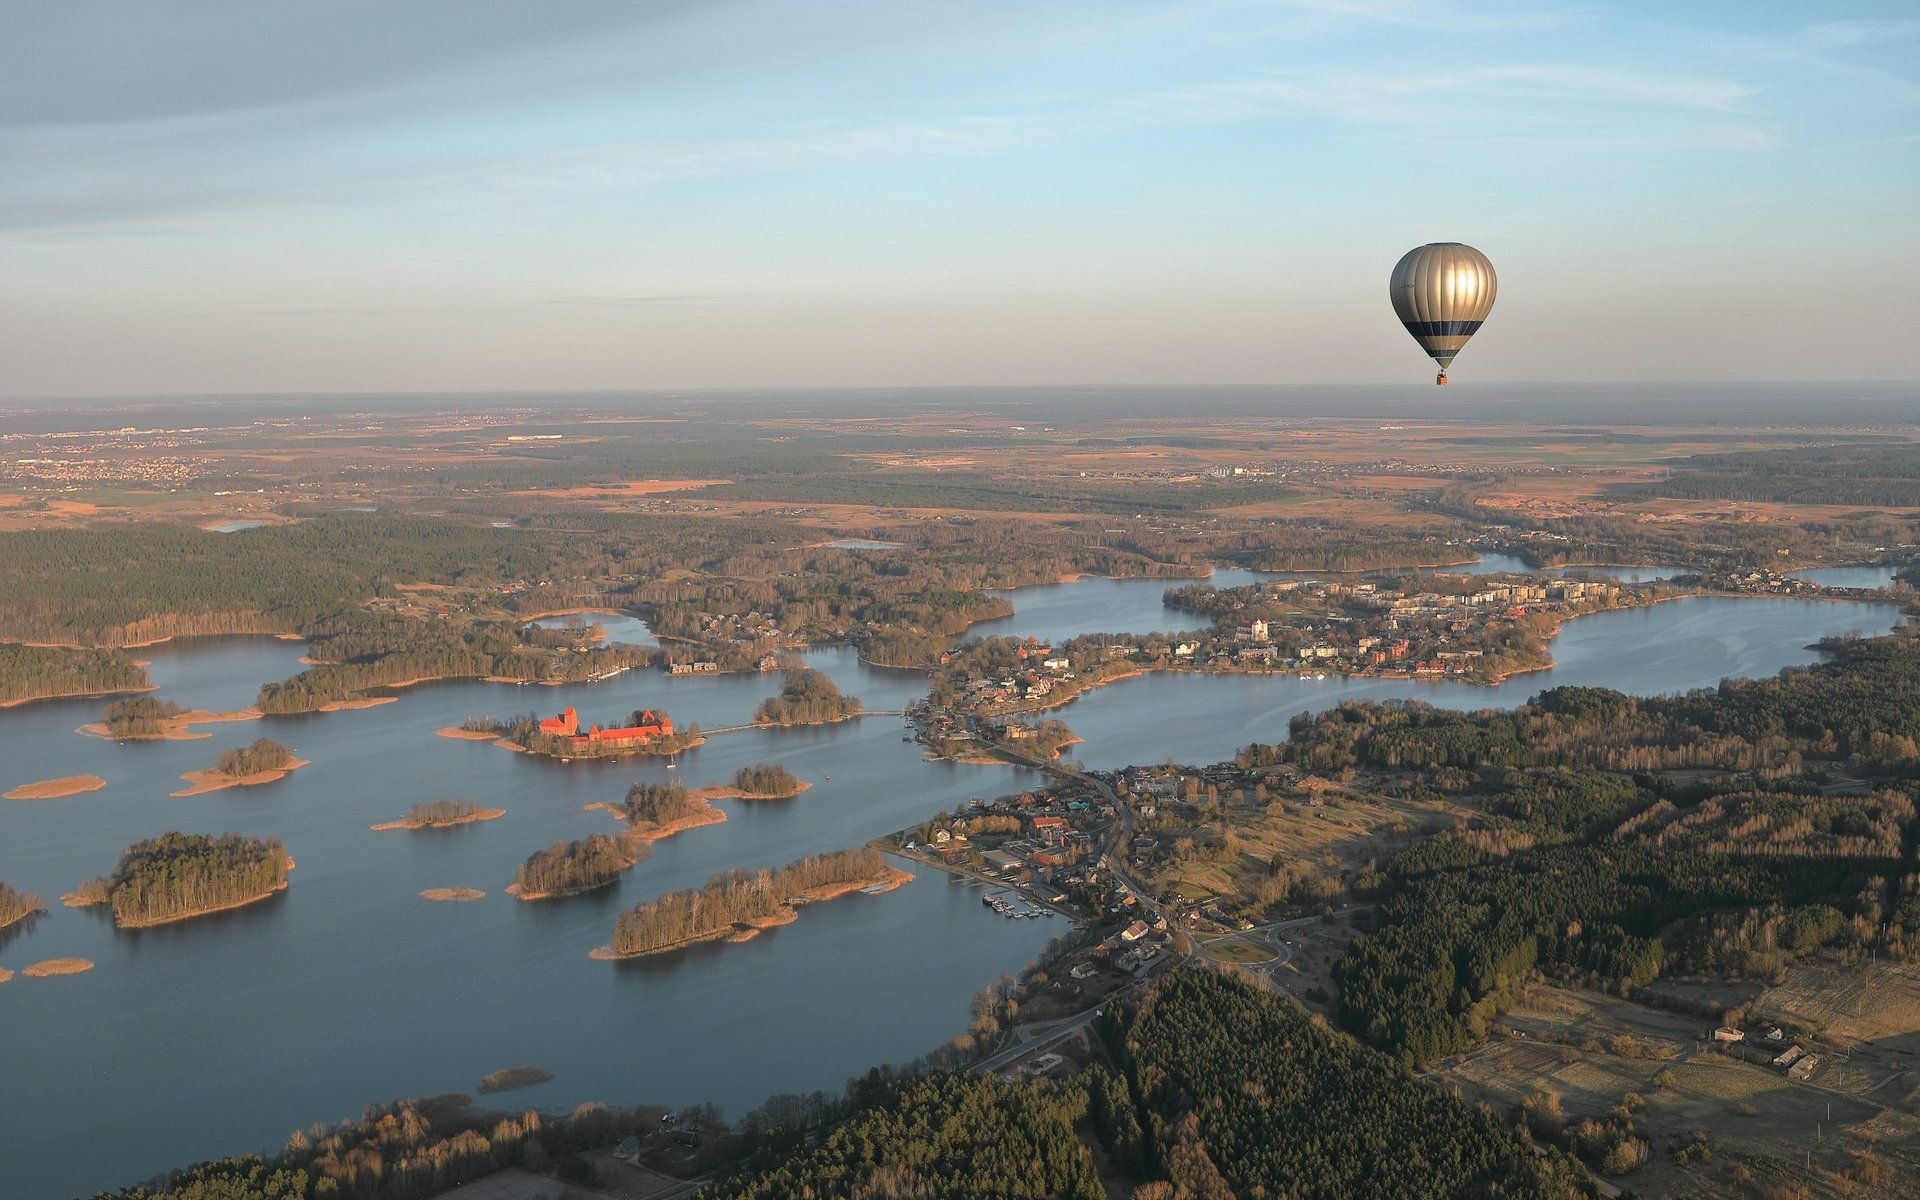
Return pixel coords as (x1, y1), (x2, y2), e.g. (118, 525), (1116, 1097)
(823, 538), (905, 550)
(203, 519), (267, 534)
(0, 582), (1903, 1197)
(1059, 596), (1902, 770)
(528, 610), (658, 647)
(971, 566), (1272, 644)
(1791, 564), (1898, 589)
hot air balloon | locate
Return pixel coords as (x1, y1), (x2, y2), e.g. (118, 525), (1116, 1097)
(1390, 243), (1495, 385)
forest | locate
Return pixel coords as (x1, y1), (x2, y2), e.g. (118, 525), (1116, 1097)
(704, 1072), (1107, 1200)
(213, 738), (295, 777)
(1108, 970), (1592, 1199)
(1622, 442), (1920, 507)
(511, 834), (641, 899)
(99, 832), (291, 928)
(0, 643), (148, 706)
(608, 848), (891, 957)
(752, 667), (860, 726)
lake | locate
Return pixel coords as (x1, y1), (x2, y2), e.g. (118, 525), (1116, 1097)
(1791, 564), (1898, 589)
(0, 580), (1903, 1197)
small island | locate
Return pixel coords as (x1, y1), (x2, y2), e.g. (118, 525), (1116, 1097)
(371, 799), (506, 831)
(594, 780), (728, 842)
(4, 774), (107, 801)
(82, 697), (260, 741)
(507, 833), (643, 900)
(472, 706), (705, 760)
(476, 1066), (555, 1094)
(22, 958), (94, 978)
(81, 832), (292, 928)
(707, 762), (811, 800)
(171, 737), (308, 796)
(753, 667), (861, 726)
(592, 848), (909, 961)
(1, 881), (47, 932)
(420, 887), (486, 902)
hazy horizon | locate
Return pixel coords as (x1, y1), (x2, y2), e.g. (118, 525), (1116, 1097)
(3, 1), (1916, 397)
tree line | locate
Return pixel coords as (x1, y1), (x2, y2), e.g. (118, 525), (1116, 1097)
(512, 834), (640, 899)
(610, 849), (889, 957)
(0, 643), (148, 706)
(94, 833), (290, 927)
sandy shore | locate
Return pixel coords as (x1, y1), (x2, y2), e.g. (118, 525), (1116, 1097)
(421, 887), (486, 902)
(0, 683), (156, 710)
(436, 726), (503, 741)
(693, 780), (812, 802)
(170, 757), (310, 798)
(5, 774), (107, 801)
(586, 804), (729, 844)
(0, 967), (11, 983)
(23, 958), (94, 978)
(316, 695), (397, 712)
(372, 806), (505, 831)
(78, 707), (260, 742)
(589, 865), (912, 961)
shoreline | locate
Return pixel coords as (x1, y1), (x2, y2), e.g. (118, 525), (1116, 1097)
(115, 872), (293, 929)
(692, 780), (812, 802)
(169, 757), (310, 798)
(588, 866), (913, 962)
(5, 774), (108, 801)
(506, 875), (627, 902)
(0, 682), (156, 710)
(13, 628), (297, 652)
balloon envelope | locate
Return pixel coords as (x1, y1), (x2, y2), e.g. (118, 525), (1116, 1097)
(1390, 243), (1496, 372)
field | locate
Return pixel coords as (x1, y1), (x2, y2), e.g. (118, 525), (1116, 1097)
(1432, 982), (1920, 1198)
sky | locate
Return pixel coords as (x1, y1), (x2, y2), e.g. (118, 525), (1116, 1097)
(1, 0), (1916, 397)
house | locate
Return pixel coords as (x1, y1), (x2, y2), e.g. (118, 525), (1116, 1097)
(1787, 1054), (1820, 1080)
(1030, 815), (1070, 844)
(1712, 1026), (1745, 1044)
(1771, 1045), (1806, 1069)
(1120, 919), (1150, 942)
